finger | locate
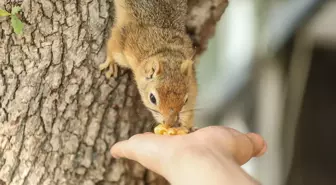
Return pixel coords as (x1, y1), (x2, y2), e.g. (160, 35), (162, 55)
(225, 129), (267, 157)
(233, 133), (266, 165)
(225, 127), (241, 136)
(194, 126), (240, 137)
(110, 134), (171, 175)
(246, 133), (267, 157)
(111, 133), (157, 159)
(111, 140), (130, 159)
(143, 132), (153, 135)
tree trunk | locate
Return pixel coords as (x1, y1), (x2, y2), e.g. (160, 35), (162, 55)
(0, 0), (227, 184)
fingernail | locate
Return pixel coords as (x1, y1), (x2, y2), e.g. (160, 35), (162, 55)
(110, 146), (120, 159)
(112, 154), (120, 159)
(256, 140), (267, 157)
(111, 151), (119, 158)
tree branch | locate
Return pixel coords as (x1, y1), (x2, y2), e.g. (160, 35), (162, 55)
(187, 0), (229, 55)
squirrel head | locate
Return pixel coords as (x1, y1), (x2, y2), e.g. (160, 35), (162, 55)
(134, 54), (197, 129)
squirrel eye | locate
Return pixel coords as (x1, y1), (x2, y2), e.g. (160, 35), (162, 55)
(149, 93), (157, 105)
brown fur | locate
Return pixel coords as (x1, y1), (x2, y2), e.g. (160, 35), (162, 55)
(99, 0), (197, 129)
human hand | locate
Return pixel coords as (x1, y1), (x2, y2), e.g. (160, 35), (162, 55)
(111, 126), (267, 185)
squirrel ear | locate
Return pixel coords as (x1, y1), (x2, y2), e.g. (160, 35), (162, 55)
(181, 59), (193, 76)
(144, 60), (162, 79)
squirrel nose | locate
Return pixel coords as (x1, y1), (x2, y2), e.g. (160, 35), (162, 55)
(169, 108), (175, 114)
(164, 109), (179, 126)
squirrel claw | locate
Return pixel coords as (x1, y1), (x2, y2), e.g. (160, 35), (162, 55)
(99, 58), (110, 71)
(100, 58), (118, 79)
(105, 70), (113, 79)
(112, 63), (118, 78)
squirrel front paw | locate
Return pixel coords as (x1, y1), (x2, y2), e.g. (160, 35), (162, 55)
(99, 57), (118, 79)
(189, 126), (199, 133)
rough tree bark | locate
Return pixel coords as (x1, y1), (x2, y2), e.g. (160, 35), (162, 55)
(0, 0), (228, 184)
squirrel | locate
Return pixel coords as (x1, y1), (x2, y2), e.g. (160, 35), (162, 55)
(99, 0), (198, 134)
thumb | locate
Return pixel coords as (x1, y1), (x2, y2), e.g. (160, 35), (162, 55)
(232, 133), (267, 165)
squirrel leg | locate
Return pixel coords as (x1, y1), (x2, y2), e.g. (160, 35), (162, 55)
(100, 28), (126, 78)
